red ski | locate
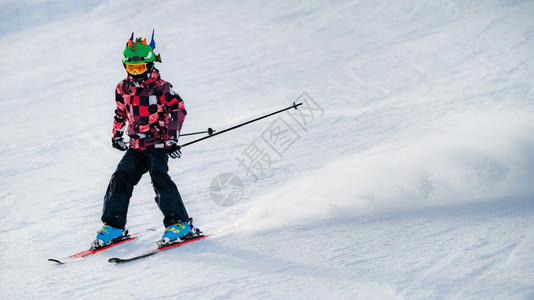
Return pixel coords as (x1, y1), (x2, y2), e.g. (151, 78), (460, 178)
(108, 234), (209, 264)
(48, 230), (151, 264)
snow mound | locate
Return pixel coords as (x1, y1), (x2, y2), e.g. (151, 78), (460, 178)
(235, 109), (534, 233)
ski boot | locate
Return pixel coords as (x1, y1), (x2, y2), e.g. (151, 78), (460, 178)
(91, 225), (128, 250)
(157, 218), (201, 248)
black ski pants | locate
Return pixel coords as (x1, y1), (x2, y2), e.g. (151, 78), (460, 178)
(101, 148), (189, 229)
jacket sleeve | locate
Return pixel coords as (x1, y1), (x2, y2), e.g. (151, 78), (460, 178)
(163, 86), (187, 141)
(112, 86), (127, 140)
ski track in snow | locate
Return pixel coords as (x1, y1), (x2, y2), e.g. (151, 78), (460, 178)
(1, 0), (534, 298)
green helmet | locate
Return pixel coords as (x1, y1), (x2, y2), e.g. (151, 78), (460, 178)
(122, 31), (162, 73)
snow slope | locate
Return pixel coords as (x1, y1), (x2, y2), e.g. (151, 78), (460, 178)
(1, 0), (534, 298)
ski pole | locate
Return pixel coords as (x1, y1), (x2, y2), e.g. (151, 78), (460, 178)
(179, 102), (302, 148)
(124, 128), (214, 145)
(180, 128), (215, 137)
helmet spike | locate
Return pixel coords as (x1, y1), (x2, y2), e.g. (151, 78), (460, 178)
(126, 32), (134, 47)
(149, 29), (156, 50)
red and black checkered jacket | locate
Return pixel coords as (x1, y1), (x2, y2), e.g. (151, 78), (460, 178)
(112, 69), (187, 150)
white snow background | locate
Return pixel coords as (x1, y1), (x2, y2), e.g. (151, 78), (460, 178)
(1, 0), (534, 298)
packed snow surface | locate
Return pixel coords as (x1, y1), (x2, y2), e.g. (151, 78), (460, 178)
(1, 0), (533, 298)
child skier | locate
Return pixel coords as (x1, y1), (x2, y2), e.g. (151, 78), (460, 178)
(92, 32), (194, 249)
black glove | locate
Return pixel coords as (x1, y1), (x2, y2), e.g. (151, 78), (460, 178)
(112, 137), (128, 151)
(165, 140), (181, 159)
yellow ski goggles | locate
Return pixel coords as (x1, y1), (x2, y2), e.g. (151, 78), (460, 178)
(125, 63), (148, 75)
